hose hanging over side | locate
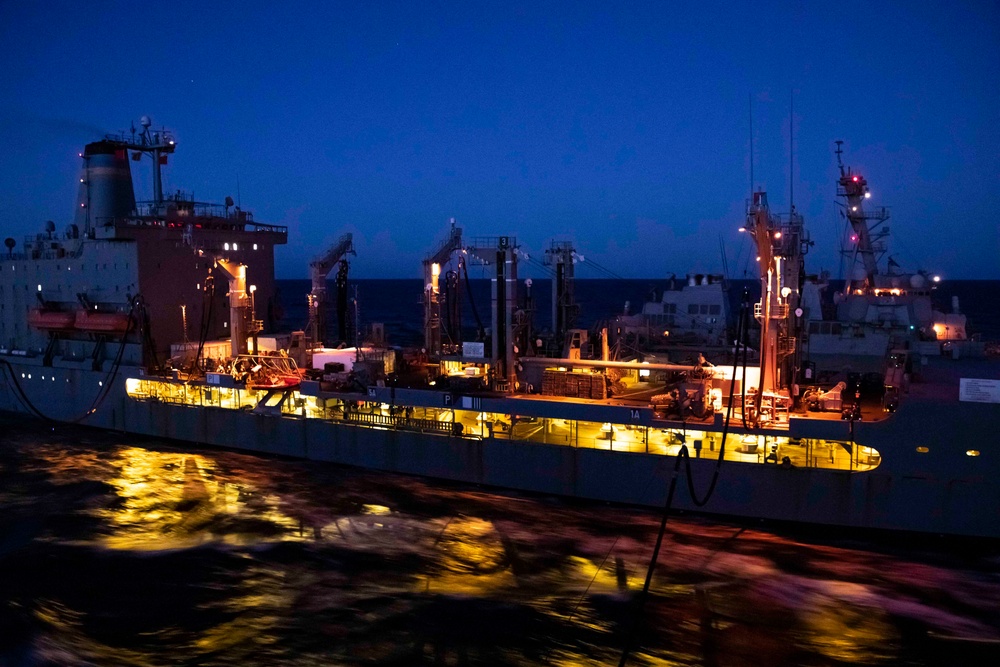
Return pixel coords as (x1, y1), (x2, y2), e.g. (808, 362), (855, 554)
(0, 296), (146, 424)
(618, 289), (752, 667)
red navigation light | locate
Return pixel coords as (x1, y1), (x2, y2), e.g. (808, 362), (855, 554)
(852, 176), (859, 182)
(850, 234), (858, 242)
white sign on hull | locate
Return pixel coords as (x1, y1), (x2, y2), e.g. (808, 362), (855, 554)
(959, 378), (1000, 404)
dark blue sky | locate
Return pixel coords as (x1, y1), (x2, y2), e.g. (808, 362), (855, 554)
(1, 1), (997, 279)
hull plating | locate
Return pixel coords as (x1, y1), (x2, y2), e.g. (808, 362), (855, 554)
(3, 360), (997, 539)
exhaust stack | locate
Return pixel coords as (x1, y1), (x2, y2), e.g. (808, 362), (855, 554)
(73, 140), (136, 235)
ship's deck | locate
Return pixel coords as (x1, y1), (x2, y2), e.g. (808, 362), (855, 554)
(125, 377), (881, 473)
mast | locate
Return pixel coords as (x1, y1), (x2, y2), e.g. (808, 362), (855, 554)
(742, 189), (809, 426)
(105, 116), (176, 207)
(836, 141), (889, 294)
(789, 91), (794, 214)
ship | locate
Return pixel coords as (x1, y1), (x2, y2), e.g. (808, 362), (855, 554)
(609, 272), (732, 362)
(2, 120), (999, 540)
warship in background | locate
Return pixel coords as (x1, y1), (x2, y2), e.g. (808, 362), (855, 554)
(610, 272), (732, 364)
(2, 120), (999, 539)
(801, 142), (974, 377)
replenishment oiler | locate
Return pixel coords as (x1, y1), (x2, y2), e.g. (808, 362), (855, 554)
(2, 119), (998, 539)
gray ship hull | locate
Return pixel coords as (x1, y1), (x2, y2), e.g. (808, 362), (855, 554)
(3, 357), (998, 539)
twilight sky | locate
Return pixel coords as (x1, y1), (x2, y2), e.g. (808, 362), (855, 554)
(1, 1), (997, 279)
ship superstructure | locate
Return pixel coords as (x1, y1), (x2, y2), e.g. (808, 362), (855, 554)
(610, 273), (731, 362)
(2, 123), (999, 539)
(1, 118), (286, 419)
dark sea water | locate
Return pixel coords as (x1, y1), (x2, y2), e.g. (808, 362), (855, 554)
(2, 417), (1000, 667)
(2, 280), (1000, 665)
(0, 419), (1000, 667)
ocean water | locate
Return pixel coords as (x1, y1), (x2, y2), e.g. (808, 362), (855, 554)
(2, 280), (1000, 665)
(2, 416), (999, 666)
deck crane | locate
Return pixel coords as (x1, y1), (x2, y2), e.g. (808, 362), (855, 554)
(422, 220), (463, 355)
(742, 190), (809, 426)
(182, 230), (260, 360)
(210, 256), (262, 358)
(306, 233), (355, 347)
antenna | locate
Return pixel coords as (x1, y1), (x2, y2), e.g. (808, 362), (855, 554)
(749, 93), (754, 196)
(835, 140), (845, 177)
(719, 233), (731, 285)
(789, 90), (794, 212)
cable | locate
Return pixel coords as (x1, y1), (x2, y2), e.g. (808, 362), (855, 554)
(525, 255), (556, 277)
(0, 359), (47, 419)
(579, 257), (624, 280)
(565, 457), (667, 622)
(618, 291), (750, 667)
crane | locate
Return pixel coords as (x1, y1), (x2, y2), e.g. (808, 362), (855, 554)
(211, 257), (261, 358)
(422, 220), (463, 355)
(307, 233), (355, 346)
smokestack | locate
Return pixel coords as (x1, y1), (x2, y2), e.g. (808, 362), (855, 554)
(73, 140), (136, 234)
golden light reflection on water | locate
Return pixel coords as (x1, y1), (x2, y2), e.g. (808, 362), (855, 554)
(797, 592), (898, 663)
(420, 517), (517, 595)
(94, 447), (305, 550)
(10, 430), (998, 667)
(33, 599), (160, 667)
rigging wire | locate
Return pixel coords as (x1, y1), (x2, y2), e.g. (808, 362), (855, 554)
(525, 255), (556, 277)
(565, 457), (668, 622)
(579, 257), (624, 280)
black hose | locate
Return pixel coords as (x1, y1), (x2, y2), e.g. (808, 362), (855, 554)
(189, 276), (215, 375)
(618, 290), (750, 666)
(0, 297), (142, 423)
(460, 257), (486, 341)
